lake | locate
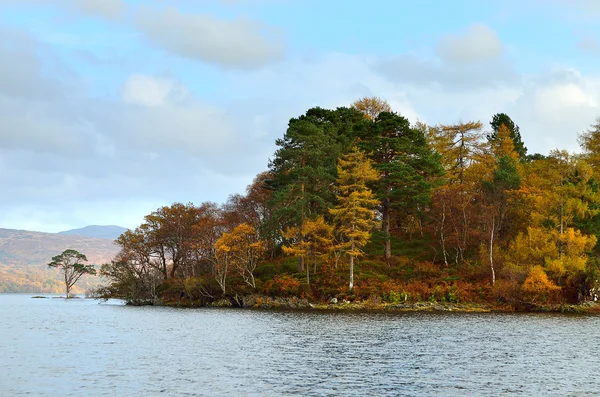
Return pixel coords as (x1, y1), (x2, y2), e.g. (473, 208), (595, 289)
(1, 294), (599, 396)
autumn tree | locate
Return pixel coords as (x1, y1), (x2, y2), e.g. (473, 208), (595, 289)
(578, 117), (600, 169)
(112, 203), (204, 281)
(282, 216), (334, 285)
(426, 121), (485, 265)
(482, 155), (522, 285)
(47, 249), (95, 298)
(526, 151), (597, 238)
(268, 107), (365, 271)
(488, 113), (527, 160)
(430, 121), (485, 184)
(215, 223), (264, 289)
(98, 250), (163, 305)
(351, 96), (392, 120)
(329, 147), (379, 291)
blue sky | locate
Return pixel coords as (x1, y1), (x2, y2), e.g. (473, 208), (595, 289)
(0, 0), (599, 233)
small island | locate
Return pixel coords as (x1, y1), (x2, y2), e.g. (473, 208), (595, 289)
(93, 98), (600, 313)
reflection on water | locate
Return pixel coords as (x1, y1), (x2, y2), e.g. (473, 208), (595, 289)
(1, 294), (598, 396)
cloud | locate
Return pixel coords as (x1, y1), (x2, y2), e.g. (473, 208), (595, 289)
(71, 0), (125, 20)
(378, 54), (518, 91)
(578, 36), (600, 56)
(551, 0), (600, 16)
(509, 69), (600, 153)
(377, 24), (515, 93)
(121, 74), (190, 107)
(0, 28), (63, 100)
(135, 6), (285, 69)
(436, 24), (504, 63)
(0, 0), (125, 20)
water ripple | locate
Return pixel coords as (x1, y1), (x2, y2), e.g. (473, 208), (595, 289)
(1, 295), (599, 396)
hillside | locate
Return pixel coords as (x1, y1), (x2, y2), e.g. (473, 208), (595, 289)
(0, 228), (120, 293)
(58, 225), (128, 240)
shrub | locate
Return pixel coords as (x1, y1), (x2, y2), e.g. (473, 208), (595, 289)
(262, 274), (302, 297)
(521, 265), (561, 303)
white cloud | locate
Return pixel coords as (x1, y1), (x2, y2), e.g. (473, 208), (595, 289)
(436, 24), (504, 63)
(121, 74), (190, 107)
(135, 6), (285, 68)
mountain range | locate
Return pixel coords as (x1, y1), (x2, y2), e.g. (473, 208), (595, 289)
(0, 226), (125, 293)
(58, 225), (128, 240)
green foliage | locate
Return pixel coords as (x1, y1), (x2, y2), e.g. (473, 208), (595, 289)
(488, 113), (527, 160)
(92, 102), (600, 309)
(47, 249), (95, 297)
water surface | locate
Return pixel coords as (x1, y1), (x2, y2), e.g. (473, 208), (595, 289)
(1, 294), (598, 396)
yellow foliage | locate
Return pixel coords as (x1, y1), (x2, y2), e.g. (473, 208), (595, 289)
(505, 226), (595, 282)
(351, 96), (391, 120)
(521, 265), (561, 303)
(330, 147), (379, 258)
(282, 216), (333, 261)
(491, 123), (520, 162)
(215, 223), (265, 288)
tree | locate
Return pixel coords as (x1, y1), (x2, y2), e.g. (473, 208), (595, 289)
(426, 121), (486, 265)
(351, 96), (392, 120)
(430, 121), (485, 184)
(482, 155), (522, 285)
(47, 249), (95, 298)
(268, 107), (365, 271)
(488, 113), (527, 160)
(359, 112), (443, 260)
(329, 147), (379, 290)
(215, 223), (265, 289)
(282, 216), (334, 285)
(579, 118), (600, 170)
(222, 172), (277, 257)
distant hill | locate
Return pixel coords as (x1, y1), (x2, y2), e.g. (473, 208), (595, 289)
(58, 225), (128, 240)
(0, 228), (120, 294)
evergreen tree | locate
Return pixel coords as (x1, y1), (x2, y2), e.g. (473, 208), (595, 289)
(488, 113), (527, 161)
(359, 112), (443, 260)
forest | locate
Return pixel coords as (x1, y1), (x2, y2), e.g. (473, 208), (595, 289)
(95, 97), (600, 311)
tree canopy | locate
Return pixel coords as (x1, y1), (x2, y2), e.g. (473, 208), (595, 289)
(92, 100), (600, 310)
(47, 249), (95, 298)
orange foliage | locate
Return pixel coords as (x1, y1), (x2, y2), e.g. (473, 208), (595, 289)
(262, 275), (301, 297)
(521, 266), (561, 303)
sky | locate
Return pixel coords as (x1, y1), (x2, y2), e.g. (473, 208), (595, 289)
(1, 0), (600, 233)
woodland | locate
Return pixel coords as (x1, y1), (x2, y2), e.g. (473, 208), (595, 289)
(95, 97), (600, 311)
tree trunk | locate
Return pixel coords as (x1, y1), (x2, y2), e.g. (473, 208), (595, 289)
(65, 269), (70, 298)
(306, 260), (310, 286)
(489, 216), (496, 286)
(383, 196), (391, 261)
(440, 201), (448, 267)
(298, 183), (306, 273)
(349, 240), (355, 291)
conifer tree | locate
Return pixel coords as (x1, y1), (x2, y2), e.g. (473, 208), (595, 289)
(329, 147), (379, 291)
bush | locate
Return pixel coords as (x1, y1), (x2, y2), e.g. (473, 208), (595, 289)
(255, 264), (276, 281)
(521, 266), (561, 303)
(414, 261), (442, 278)
(262, 274), (302, 297)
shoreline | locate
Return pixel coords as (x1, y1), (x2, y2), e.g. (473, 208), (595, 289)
(23, 293), (600, 313)
(158, 295), (600, 314)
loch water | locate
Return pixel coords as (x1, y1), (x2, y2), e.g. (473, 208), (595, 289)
(1, 294), (599, 396)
